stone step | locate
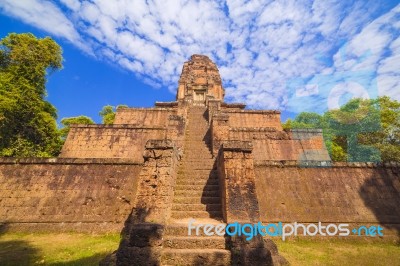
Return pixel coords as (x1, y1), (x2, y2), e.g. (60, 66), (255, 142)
(183, 145), (211, 149)
(183, 153), (212, 157)
(180, 160), (214, 164)
(176, 173), (218, 178)
(173, 196), (221, 204)
(179, 164), (215, 169)
(186, 126), (209, 129)
(183, 150), (212, 154)
(176, 178), (219, 185)
(165, 225), (220, 237)
(175, 184), (220, 191)
(172, 203), (221, 211)
(171, 210), (222, 219)
(174, 190), (220, 197)
(176, 175), (217, 180)
(165, 218), (226, 236)
(184, 143), (210, 147)
(183, 146), (211, 149)
(186, 128), (209, 130)
(188, 114), (207, 117)
(179, 162), (215, 166)
(161, 248), (231, 266)
(178, 169), (217, 174)
(176, 175), (218, 181)
(177, 175), (215, 179)
(186, 127), (208, 130)
(183, 157), (213, 161)
(185, 138), (208, 141)
(181, 159), (215, 163)
(163, 236), (226, 249)
(183, 147), (212, 150)
(177, 169), (216, 173)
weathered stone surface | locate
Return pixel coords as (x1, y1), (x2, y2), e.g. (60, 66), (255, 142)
(217, 141), (261, 224)
(177, 54), (225, 102)
(254, 163), (400, 237)
(0, 160), (141, 233)
(229, 235), (274, 266)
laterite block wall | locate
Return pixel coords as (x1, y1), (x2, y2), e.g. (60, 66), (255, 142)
(255, 162), (400, 237)
(0, 158), (141, 233)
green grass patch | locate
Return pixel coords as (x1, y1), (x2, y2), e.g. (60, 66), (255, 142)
(0, 233), (120, 266)
(275, 238), (400, 266)
(1, 233), (400, 265)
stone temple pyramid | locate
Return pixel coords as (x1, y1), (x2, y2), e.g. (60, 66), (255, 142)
(1, 55), (399, 266)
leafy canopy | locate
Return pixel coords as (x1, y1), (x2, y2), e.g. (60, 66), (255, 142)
(100, 105), (128, 125)
(283, 96), (400, 162)
(0, 33), (63, 157)
(59, 116), (95, 140)
(59, 105), (127, 140)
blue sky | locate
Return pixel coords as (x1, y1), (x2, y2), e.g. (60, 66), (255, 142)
(0, 0), (399, 123)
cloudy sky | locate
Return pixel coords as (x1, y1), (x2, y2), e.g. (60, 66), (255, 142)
(0, 0), (399, 121)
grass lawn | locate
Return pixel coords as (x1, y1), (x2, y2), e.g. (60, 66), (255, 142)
(0, 233), (120, 266)
(0, 233), (399, 265)
(275, 238), (400, 266)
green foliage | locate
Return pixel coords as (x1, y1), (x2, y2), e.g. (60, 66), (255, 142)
(283, 112), (322, 129)
(99, 104), (128, 125)
(330, 141), (348, 162)
(99, 105), (115, 125)
(59, 104), (127, 142)
(0, 33), (63, 157)
(59, 116), (95, 140)
(357, 96), (400, 162)
(284, 96), (400, 162)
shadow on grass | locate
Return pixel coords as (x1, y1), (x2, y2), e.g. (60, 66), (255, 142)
(49, 252), (111, 266)
(0, 239), (39, 266)
(0, 223), (38, 265)
(0, 223), (111, 266)
(0, 239), (111, 266)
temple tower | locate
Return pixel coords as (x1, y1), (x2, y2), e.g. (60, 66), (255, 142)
(176, 54), (225, 104)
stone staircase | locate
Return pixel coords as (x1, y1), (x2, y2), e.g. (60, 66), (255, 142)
(161, 106), (231, 265)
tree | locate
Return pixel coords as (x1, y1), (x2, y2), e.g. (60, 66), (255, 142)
(99, 105), (128, 124)
(356, 96), (400, 162)
(284, 96), (400, 162)
(0, 33), (63, 157)
(59, 116), (95, 140)
(282, 112), (322, 129)
(60, 105), (127, 142)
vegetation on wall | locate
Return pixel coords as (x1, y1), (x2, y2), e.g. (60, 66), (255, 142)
(59, 116), (95, 140)
(99, 104), (128, 125)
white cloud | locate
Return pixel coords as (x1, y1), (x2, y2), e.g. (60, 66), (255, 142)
(59, 0), (81, 12)
(0, 0), (77, 41)
(0, 0), (399, 111)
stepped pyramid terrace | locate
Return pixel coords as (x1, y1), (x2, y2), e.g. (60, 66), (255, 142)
(0, 55), (399, 266)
